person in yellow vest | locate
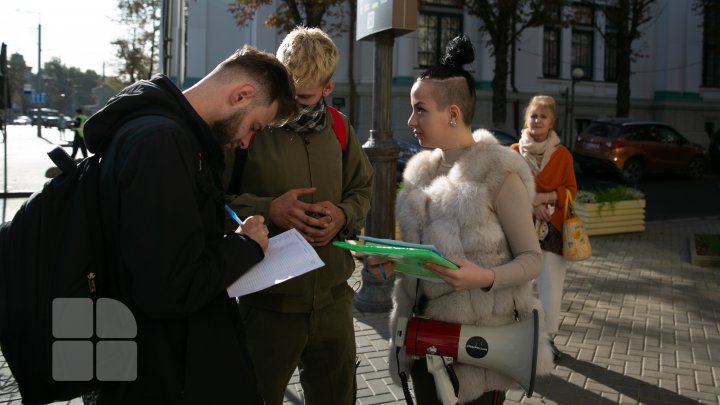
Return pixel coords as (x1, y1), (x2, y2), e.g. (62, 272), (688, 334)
(70, 108), (88, 159)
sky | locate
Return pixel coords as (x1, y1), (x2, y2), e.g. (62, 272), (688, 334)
(0, 0), (123, 77)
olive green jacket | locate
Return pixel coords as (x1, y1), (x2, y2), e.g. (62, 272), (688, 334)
(224, 109), (374, 312)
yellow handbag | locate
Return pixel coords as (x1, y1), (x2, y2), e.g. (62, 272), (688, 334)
(562, 190), (592, 261)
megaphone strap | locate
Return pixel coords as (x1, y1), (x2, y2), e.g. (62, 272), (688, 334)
(443, 358), (459, 396)
(411, 279), (422, 316)
(396, 347), (415, 405)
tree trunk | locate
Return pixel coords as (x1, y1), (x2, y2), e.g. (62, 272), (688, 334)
(492, 40), (510, 127)
(616, 43), (631, 117)
(615, 0), (632, 117)
(348, 0), (357, 126)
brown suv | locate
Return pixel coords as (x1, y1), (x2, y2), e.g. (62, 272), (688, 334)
(572, 118), (708, 184)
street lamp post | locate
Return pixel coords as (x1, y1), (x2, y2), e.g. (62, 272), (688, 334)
(352, 30), (398, 313)
(352, 0), (416, 313)
(13, 10), (43, 137)
(567, 67), (585, 147)
(561, 87), (570, 144)
(36, 22), (42, 138)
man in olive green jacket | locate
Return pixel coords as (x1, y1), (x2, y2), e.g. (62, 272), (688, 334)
(224, 27), (374, 405)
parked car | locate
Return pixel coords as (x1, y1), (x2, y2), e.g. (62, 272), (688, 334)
(396, 139), (427, 181)
(709, 130), (720, 171)
(489, 127), (519, 146)
(395, 129), (519, 181)
(470, 127), (519, 146)
(572, 118), (708, 184)
(27, 107), (62, 128)
(42, 115), (61, 128)
(11, 115), (32, 125)
(60, 116), (74, 130)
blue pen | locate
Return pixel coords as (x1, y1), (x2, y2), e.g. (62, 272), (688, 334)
(379, 263), (387, 280)
(224, 204), (242, 225)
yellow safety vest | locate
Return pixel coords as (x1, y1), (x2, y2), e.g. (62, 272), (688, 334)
(74, 114), (88, 137)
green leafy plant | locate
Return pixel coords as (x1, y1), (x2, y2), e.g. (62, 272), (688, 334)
(574, 190), (597, 204)
(694, 234), (720, 257)
(574, 186), (645, 214)
(593, 187), (645, 202)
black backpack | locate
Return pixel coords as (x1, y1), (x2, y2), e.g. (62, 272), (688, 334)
(0, 146), (106, 404)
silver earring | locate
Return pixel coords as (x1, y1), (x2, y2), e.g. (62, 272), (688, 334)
(450, 119), (457, 127)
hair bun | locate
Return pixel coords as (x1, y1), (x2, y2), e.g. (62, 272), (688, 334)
(442, 35), (475, 69)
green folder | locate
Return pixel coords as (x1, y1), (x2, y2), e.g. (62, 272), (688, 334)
(332, 237), (458, 282)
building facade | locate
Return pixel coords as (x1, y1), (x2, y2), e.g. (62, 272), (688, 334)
(167, 0), (720, 147)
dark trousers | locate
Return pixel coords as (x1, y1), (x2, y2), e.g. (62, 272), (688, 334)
(239, 285), (357, 405)
(71, 131), (87, 158)
(411, 360), (506, 405)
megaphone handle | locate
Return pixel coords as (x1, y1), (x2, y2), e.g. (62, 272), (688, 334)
(426, 355), (459, 405)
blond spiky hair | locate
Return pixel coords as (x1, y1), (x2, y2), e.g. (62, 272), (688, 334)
(276, 26), (339, 88)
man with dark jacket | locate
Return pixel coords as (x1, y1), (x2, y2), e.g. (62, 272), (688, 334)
(82, 45), (296, 404)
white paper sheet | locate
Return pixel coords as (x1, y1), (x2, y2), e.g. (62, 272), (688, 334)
(226, 228), (325, 297)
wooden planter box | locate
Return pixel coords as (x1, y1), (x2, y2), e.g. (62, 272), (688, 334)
(689, 236), (720, 268)
(574, 199), (646, 236)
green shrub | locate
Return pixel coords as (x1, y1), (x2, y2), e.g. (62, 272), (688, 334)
(574, 186), (645, 214)
(575, 187), (644, 204)
(695, 234), (720, 256)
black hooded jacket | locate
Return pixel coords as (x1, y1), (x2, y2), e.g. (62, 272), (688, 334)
(84, 75), (265, 404)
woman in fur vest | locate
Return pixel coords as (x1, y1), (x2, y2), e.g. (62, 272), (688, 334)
(365, 36), (555, 404)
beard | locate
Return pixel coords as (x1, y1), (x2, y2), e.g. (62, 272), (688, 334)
(211, 107), (246, 147)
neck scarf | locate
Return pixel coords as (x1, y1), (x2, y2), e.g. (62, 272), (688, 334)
(518, 129), (561, 176)
(282, 98), (327, 133)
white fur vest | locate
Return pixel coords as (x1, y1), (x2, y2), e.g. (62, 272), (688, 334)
(388, 130), (554, 403)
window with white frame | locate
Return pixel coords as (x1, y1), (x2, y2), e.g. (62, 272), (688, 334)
(571, 3), (594, 80)
(543, 26), (561, 78)
(703, 2), (720, 87)
(417, 0), (463, 67)
(604, 6), (618, 82)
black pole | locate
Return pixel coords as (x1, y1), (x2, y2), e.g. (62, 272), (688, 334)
(36, 23), (42, 138)
(569, 79), (576, 147)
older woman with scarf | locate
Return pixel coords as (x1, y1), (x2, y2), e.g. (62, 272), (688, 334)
(511, 95), (577, 362)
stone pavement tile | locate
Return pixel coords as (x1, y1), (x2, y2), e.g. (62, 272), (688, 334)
(283, 384), (303, 404)
(358, 393), (401, 405)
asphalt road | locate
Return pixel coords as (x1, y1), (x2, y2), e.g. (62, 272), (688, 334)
(576, 167), (720, 222)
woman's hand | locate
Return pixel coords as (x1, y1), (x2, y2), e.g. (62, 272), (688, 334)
(532, 191), (556, 222)
(365, 256), (396, 281)
(533, 204), (552, 222)
(423, 258), (495, 291)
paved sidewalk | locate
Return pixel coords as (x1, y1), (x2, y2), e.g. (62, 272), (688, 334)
(2, 125), (719, 404)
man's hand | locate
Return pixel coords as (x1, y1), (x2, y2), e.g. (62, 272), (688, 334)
(268, 188), (334, 242)
(236, 215), (269, 251)
(268, 188), (347, 246)
(303, 201), (346, 246)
